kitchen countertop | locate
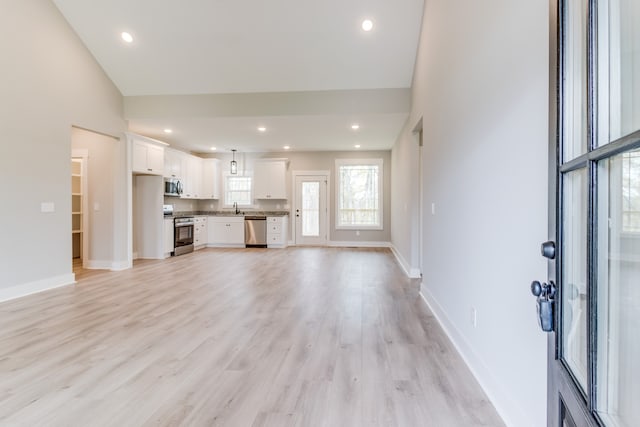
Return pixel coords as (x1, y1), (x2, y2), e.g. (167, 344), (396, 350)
(165, 210), (289, 218)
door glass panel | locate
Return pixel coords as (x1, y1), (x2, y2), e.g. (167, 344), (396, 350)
(562, 168), (588, 391)
(301, 182), (320, 237)
(563, 0), (589, 161)
(596, 149), (640, 427)
(603, 0), (640, 142)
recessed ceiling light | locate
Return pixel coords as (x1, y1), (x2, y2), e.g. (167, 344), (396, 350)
(355, 144), (361, 148)
(258, 126), (267, 132)
(351, 124), (360, 130)
(283, 145), (290, 150)
(163, 128), (172, 134)
(121, 32), (133, 43)
(210, 147), (217, 151)
(362, 19), (373, 32)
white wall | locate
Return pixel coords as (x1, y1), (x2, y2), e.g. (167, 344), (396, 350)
(391, 1), (549, 426)
(134, 175), (164, 259)
(0, 0), (124, 298)
(390, 122), (421, 276)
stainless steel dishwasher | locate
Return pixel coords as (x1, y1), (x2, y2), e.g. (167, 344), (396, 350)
(244, 216), (267, 248)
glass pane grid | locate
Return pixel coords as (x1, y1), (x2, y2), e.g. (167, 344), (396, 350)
(225, 176), (252, 206)
(561, 168), (589, 393)
(596, 149), (640, 426)
(301, 182), (320, 237)
(562, 0), (589, 162)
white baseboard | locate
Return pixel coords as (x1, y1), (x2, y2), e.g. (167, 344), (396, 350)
(327, 241), (392, 248)
(390, 245), (421, 278)
(419, 284), (521, 427)
(0, 273), (75, 303)
(85, 260), (114, 270)
(110, 260), (132, 271)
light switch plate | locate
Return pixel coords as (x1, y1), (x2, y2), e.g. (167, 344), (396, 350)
(41, 202), (55, 213)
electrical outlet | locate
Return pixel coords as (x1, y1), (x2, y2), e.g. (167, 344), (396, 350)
(471, 307), (478, 328)
(431, 202), (436, 215)
(356, 230), (360, 236)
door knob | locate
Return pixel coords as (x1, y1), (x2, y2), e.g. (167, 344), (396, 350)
(531, 280), (556, 298)
(531, 280), (543, 297)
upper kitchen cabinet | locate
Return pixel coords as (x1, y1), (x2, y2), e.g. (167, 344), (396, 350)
(164, 148), (184, 179)
(201, 159), (221, 199)
(253, 159), (288, 199)
(181, 155), (202, 199)
(132, 140), (164, 175)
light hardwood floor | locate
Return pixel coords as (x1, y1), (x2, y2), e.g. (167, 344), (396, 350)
(0, 248), (504, 426)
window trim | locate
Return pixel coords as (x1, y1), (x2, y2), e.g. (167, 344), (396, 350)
(222, 173), (255, 208)
(335, 158), (383, 230)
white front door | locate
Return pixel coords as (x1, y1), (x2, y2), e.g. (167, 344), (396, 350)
(294, 175), (328, 245)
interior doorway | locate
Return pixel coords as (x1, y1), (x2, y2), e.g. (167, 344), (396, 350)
(414, 119), (424, 277)
(71, 150), (88, 271)
(293, 172), (329, 246)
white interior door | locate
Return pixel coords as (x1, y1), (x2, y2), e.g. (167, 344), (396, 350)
(294, 175), (327, 245)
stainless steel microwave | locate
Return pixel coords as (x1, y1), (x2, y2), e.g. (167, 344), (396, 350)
(164, 178), (183, 197)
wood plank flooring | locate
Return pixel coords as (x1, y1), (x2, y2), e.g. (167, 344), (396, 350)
(0, 248), (504, 426)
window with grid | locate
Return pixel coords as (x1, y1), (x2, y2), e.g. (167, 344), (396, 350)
(622, 151), (640, 232)
(224, 175), (252, 206)
(336, 159), (383, 229)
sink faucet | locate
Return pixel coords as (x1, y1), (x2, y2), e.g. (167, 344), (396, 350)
(233, 202), (240, 215)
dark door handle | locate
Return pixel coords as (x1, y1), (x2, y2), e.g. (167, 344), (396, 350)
(531, 280), (556, 332)
(541, 241), (556, 259)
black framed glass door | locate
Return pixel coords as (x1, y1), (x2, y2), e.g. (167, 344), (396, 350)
(546, 0), (640, 426)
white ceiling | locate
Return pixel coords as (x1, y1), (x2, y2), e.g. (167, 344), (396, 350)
(52, 0), (424, 152)
(129, 113), (410, 154)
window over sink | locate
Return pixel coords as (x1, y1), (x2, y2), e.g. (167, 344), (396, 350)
(224, 175), (252, 207)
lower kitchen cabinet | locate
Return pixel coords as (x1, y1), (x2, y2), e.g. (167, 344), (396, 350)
(164, 218), (174, 257)
(267, 216), (288, 248)
(194, 216), (208, 250)
(207, 216), (245, 247)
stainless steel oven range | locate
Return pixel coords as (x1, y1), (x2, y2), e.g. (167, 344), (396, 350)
(174, 216), (194, 256)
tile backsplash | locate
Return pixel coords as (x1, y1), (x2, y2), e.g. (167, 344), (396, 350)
(163, 197), (198, 212)
(163, 197), (289, 213)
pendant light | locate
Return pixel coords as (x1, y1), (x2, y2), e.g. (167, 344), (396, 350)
(230, 149), (238, 175)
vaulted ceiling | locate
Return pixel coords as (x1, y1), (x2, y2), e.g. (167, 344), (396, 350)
(53, 0), (424, 153)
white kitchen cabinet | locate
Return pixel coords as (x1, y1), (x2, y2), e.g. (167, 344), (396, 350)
(182, 155), (202, 199)
(164, 148), (184, 179)
(193, 216), (208, 250)
(253, 159), (288, 199)
(207, 216), (245, 247)
(201, 159), (221, 199)
(267, 216), (288, 248)
(132, 140), (164, 175)
(164, 218), (174, 257)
